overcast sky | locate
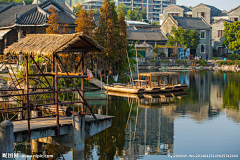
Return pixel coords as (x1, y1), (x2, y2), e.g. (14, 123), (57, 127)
(177, 0), (240, 11)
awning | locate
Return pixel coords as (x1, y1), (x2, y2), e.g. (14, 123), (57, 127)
(0, 29), (11, 40)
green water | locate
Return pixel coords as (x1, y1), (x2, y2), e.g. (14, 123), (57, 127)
(2, 71), (240, 160)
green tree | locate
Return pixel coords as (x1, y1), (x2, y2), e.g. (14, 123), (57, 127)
(133, 6), (142, 21)
(116, 3), (127, 16)
(93, 9), (100, 14)
(223, 21), (240, 51)
(126, 8), (133, 20)
(167, 26), (200, 62)
(142, 8), (147, 20)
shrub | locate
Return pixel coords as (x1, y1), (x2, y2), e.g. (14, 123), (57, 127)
(175, 60), (184, 64)
(228, 53), (240, 60)
(149, 59), (157, 63)
(217, 60), (240, 65)
(160, 52), (165, 56)
(212, 57), (217, 61)
(197, 59), (207, 66)
(160, 59), (170, 63)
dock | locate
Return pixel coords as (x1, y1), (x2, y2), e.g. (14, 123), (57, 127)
(89, 78), (106, 89)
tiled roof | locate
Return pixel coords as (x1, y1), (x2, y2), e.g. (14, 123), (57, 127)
(211, 19), (233, 25)
(173, 17), (211, 30)
(0, 3), (22, 13)
(17, 7), (47, 25)
(194, 3), (221, 12)
(0, 5), (37, 27)
(0, 0), (76, 27)
(127, 31), (168, 41)
(229, 5), (240, 13)
(178, 5), (192, 12)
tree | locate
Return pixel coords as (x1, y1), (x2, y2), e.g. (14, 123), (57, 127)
(167, 26), (200, 61)
(126, 8), (133, 20)
(142, 8), (147, 20)
(93, 9), (100, 14)
(116, 3), (127, 16)
(223, 21), (240, 51)
(75, 8), (95, 37)
(74, 3), (84, 15)
(95, 0), (120, 78)
(117, 10), (128, 77)
(133, 6), (142, 21)
(46, 7), (60, 34)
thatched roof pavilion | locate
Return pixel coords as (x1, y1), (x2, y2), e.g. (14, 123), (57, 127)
(4, 33), (104, 56)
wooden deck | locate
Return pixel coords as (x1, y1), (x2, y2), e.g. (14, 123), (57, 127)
(89, 78), (106, 89)
(13, 114), (114, 133)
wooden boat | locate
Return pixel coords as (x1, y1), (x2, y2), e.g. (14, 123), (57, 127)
(139, 72), (186, 93)
(103, 84), (145, 94)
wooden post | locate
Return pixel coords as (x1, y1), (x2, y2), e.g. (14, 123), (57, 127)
(21, 90), (23, 120)
(25, 55), (30, 135)
(158, 76), (160, 87)
(54, 55), (60, 135)
(81, 52), (85, 112)
(52, 54), (55, 105)
(149, 76), (152, 88)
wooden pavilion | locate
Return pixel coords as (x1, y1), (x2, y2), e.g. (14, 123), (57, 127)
(1, 33), (104, 135)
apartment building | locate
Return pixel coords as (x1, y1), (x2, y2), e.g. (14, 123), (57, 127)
(83, 0), (176, 22)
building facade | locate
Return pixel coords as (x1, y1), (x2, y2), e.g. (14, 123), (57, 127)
(83, 0), (176, 22)
(161, 15), (211, 59)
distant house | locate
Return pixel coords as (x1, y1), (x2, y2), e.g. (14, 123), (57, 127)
(160, 4), (192, 25)
(161, 15), (212, 59)
(0, 0), (76, 54)
(211, 19), (233, 57)
(228, 5), (240, 22)
(192, 3), (222, 24)
(127, 30), (168, 59)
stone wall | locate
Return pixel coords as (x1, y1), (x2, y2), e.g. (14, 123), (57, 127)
(211, 20), (225, 52)
(196, 29), (211, 59)
(192, 5), (211, 24)
(160, 16), (178, 37)
(162, 5), (184, 23)
(228, 7), (240, 21)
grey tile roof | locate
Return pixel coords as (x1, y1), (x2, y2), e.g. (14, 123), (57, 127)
(0, 0), (76, 27)
(127, 31), (168, 41)
(177, 5), (192, 12)
(0, 5), (37, 27)
(17, 7), (47, 25)
(204, 4), (221, 12)
(173, 16), (211, 30)
(0, 3), (22, 13)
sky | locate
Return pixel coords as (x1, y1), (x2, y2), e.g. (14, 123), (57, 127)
(177, 0), (240, 11)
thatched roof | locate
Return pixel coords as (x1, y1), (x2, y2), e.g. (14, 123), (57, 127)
(4, 33), (104, 56)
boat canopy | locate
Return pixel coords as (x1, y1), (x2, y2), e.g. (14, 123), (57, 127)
(140, 72), (180, 76)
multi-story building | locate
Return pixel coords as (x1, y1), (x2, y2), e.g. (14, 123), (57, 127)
(161, 15), (212, 59)
(83, 0), (176, 22)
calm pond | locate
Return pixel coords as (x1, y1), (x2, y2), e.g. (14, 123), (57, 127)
(13, 71), (240, 159)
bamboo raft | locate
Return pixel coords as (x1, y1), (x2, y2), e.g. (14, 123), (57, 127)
(103, 72), (187, 94)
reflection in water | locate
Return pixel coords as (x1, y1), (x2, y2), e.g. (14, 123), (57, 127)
(8, 71), (240, 159)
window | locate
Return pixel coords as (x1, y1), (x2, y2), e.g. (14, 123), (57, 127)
(200, 44), (205, 53)
(200, 31), (206, 39)
(168, 13), (179, 17)
(230, 17), (238, 21)
(218, 30), (224, 37)
(197, 12), (205, 18)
